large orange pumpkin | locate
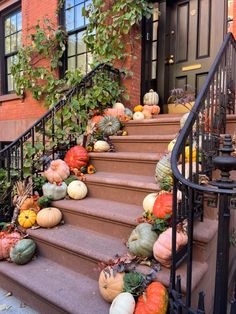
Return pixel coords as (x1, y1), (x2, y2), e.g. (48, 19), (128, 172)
(135, 282), (168, 314)
(0, 231), (22, 260)
(64, 146), (89, 170)
(152, 191), (173, 219)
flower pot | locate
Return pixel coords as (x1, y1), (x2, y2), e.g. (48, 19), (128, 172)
(167, 102), (194, 114)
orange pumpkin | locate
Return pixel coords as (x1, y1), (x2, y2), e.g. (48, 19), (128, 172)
(64, 146), (89, 170)
(152, 191), (173, 218)
(0, 231), (22, 260)
(104, 108), (125, 121)
(91, 115), (103, 125)
(153, 226), (188, 267)
(20, 196), (40, 213)
(135, 282), (168, 314)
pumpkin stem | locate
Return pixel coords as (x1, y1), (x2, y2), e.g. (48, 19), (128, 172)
(130, 231), (139, 241)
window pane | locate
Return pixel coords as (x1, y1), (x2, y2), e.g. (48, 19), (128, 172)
(151, 61), (157, 79)
(68, 56), (76, 71)
(87, 52), (93, 72)
(5, 37), (11, 54)
(8, 75), (14, 91)
(68, 34), (76, 56)
(153, 21), (158, 41)
(11, 33), (17, 52)
(66, 8), (74, 31)
(75, 0), (84, 5)
(77, 54), (86, 73)
(152, 41), (157, 60)
(17, 12), (22, 31)
(75, 4), (84, 28)
(10, 14), (17, 34)
(7, 56), (12, 74)
(77, 31), (86, 54)
(5, 18), (11, 36)
(153, 4), (159, 21)
(17, 31), (22, 49)
(66, 0), (74, 9)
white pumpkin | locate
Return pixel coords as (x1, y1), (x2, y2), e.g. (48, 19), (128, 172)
(109, 292), (135, 314)
(94, 140), (110, 152)
(143, 193), (158, 213)
(143, 89), (159, 106)
(133, 111), (144, 120)
(67, 180), (88, 200)
(113, 102), (125, 110)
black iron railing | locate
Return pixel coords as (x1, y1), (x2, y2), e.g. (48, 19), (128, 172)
(170, 32), (236, 313)
(0, 63), (120, 221)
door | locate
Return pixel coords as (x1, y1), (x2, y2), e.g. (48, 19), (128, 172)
(167, 0), (227, 95)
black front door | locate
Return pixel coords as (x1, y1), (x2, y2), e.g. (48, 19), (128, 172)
(167, 0), (227, 94)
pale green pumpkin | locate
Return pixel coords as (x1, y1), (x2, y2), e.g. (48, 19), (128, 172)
(98, 116), (121, 136)
(155, 154), (173, 184)
(10, 239), (36, 265)
(42, 182), (67, 200)
(127, 223), (158, 257)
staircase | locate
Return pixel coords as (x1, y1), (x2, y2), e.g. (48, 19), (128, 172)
(0, 113), (232, 314)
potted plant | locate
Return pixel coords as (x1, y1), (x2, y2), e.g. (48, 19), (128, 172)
(167, 86), (195, 114)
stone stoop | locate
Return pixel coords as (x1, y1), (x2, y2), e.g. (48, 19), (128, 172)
(0, 114), (234, 314)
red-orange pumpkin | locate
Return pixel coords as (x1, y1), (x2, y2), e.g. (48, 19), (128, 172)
(0, 231), (22, 260)
(135, 282), (168, 314)
(91, 115), (103, 125)
(152, 191), (173, 219)
(64, 146), (89, 170)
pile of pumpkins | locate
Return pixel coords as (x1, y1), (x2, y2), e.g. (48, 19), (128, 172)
(17, 145), (91, 230)
(0, 227), (36, 265)
(132, 89), (160, 121)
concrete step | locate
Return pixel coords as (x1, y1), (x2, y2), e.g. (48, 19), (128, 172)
(110, 134), (176, 153)
(27, 225), (127, 280)
(89, 151), (162, 176)
(124, 115), (182, 135)
(53, 198), (143, 239)
(85, 171), (159, 205)
(0, 257), (110, 314)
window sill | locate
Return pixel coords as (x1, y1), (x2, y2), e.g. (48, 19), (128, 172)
(0, 94), (23, 102)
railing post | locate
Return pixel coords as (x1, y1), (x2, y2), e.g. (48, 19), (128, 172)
(210, 135), (236, 314)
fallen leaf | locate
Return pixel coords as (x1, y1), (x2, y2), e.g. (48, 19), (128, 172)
(0, 304), (11, 311)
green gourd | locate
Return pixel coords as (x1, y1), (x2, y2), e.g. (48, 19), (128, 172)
(124, 107), (133, 119)
(98, 116), (121, 136)
(127, 223), (158, 257)
(159, 175), (173, 191)
(10, 239), (36, 265)
(42, 182), (67, 200)
(155, 154), (172, 184)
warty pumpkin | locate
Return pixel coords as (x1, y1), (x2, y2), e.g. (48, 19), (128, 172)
(0, 231), (21, 260)
(127, 223), (158, 257)
(134, 282), (168, 314)
(104, 108), (125, 121)
(153, 225), (188, 268)
(10, 238), (36, 265)
(18, 210), (37, 228)
(64, 146), (89, 170)
(67, 180), (88, 200)
(44, 159), (70, 184)
(152, 191), (173, 219)
(98, 267), (125, 303)
(42, 182), (67, 201)
(143, 89), (159, 106)
(36, 207), (62, 228)
(109, 292), (135, 314)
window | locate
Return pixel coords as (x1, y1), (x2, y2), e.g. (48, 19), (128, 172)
(3, 9), (22, 93)
(64, 0), (92, 74)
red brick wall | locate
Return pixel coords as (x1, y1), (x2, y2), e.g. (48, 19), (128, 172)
(228, 0), (236, 37)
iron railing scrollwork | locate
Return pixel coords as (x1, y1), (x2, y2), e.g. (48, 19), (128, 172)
(170, 33), (236, 313)
(0, 63), (120, 221)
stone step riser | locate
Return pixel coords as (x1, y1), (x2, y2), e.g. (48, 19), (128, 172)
(31, 237), (100, 281)
(86, 181), (155, 205)
(89, 157), (157, 176)
(124, 123), (180, 135)
(61, 208), (135, 240)
(112, 140), (169, 153)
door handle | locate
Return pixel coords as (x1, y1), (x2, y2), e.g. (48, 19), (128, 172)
(165, 55), (174, 65)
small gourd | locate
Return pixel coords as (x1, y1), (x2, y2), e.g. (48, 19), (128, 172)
(113, 102), (125, 110)
(18, 210), (37, 228)
(36, 207), (62, 228)
(133, 112), (144, 120)
(99, 267), (125, 303)
(127, 223), (158, 257)
(124, 107), (133, 120)
(94, 140), (110, 152)
(44, 159), (70, 184)
(42, 182), (67, 201)
(143, 89), (159, 106)
(67, 180), (88, 200)
(135, 282), (168, 314)
(109, 292), (135, 314)
(133, 105), (143, 112)
(142, 193), (158, 213)
(10, 238), (36, 265)
(98, 116), (121, 136)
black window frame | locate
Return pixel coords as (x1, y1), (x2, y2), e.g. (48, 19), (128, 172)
(61, 0), (92, 76)
(0, 2), (21, 95)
